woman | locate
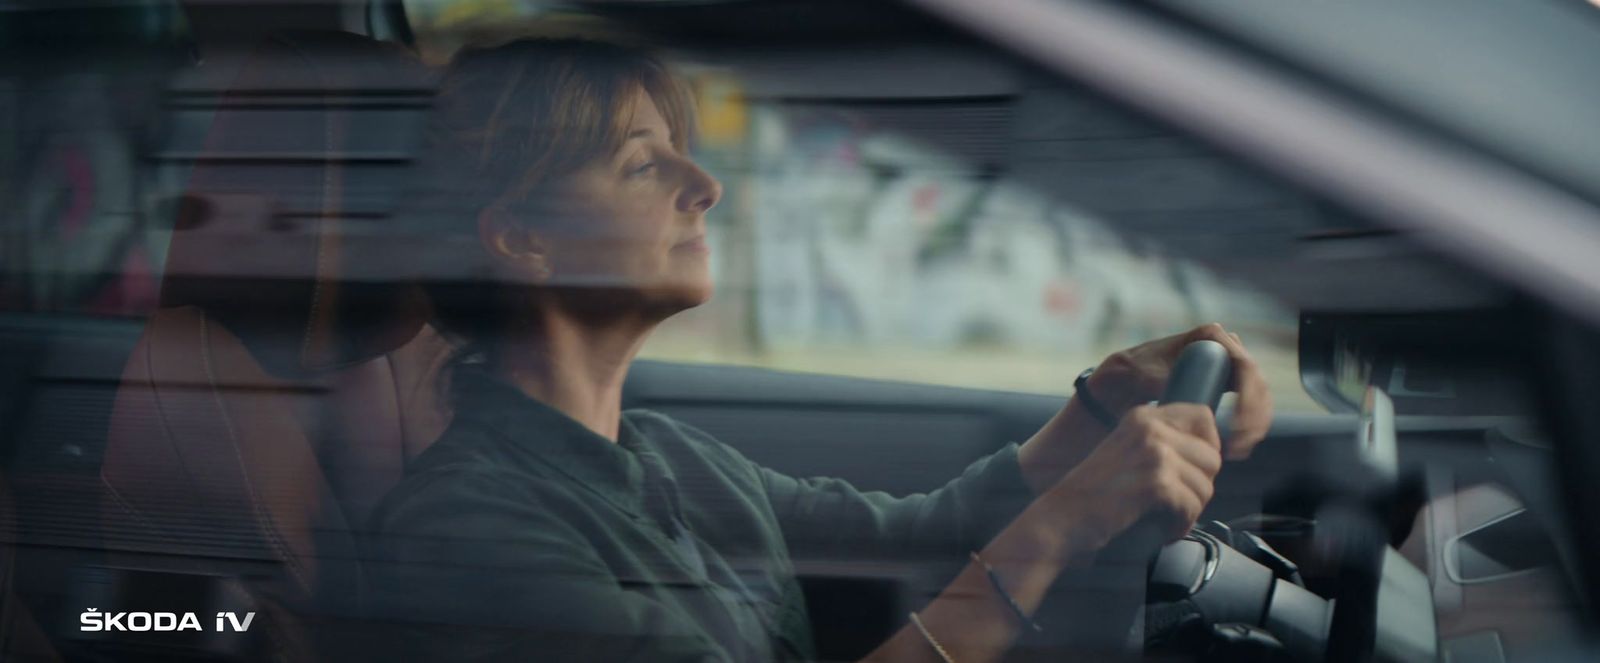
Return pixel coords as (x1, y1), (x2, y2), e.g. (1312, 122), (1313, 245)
(372, 37), (1274, 663)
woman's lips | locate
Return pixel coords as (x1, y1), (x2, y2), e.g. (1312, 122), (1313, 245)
(673, 235), (709, 254)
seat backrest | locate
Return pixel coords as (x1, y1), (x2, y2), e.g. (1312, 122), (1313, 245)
(100, 29), (449, 659)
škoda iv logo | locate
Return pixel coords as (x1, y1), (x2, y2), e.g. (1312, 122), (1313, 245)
(80, 609), (256, 632)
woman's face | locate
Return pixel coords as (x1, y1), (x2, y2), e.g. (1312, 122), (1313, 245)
(524, 87), (722, 313)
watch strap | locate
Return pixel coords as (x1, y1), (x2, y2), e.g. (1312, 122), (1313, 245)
(1074, 367), (1120, 430)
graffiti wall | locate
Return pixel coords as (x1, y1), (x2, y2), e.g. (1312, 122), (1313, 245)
(742, 103), (1294, 357)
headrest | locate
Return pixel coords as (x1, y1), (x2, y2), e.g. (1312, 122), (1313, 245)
(158, 31), (436, 375)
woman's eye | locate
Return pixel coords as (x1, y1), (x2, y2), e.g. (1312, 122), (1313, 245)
(627, 161), (657, 177)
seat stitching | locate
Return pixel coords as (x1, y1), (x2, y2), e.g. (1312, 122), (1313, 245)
(199, 315), (312, 591)
(298, 105), (339, 368)
(99, 474), (157, 531)
(384, 352), (410, 455)
(104, 316), (203, 533)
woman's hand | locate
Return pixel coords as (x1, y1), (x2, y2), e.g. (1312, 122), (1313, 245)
(1037, 402), (1225, 552)
(1018, 323), (1272, 493)
(1083, 323), (1273, 460)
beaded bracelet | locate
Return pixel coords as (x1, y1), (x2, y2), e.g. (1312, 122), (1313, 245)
(971, 551), (1044, 633)
(908, 611), (957, 663)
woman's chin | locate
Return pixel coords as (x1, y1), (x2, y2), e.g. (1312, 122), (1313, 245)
(666, 267), (715, 307)
(640, 279), (713, 316)
(671, 280), (715, 310)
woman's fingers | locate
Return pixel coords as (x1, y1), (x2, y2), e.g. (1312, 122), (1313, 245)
(1055, 403), (1228, 547)
(1157, 403), (1222, 453)
(1220, 340), (1273, 460)
(1149, 463), (1208, 540)
(1188, 323), (1274, 460)
(1145, 405), (1222, 537)
(1169, 449), (1216, 504)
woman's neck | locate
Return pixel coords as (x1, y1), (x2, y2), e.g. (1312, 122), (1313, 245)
(492, 304), (656, 443)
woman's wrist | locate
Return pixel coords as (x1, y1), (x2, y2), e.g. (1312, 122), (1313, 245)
(1017, 391), (1123, 496)
(1016, 357), (1154, 496)
(1000, 497), (1104, 569)
(1017, 398), (1106, 496)
(1059, 394), (1112, 441)
(1083, 359), (1149, 421)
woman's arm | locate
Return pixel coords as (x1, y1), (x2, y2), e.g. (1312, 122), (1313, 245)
(860, 492), (1088, 663)
(756, 441), (1033, 563)
(744, 324), (1274, 566)
(862, 402), (1225, 663)
(1015, 396), (1110, 495)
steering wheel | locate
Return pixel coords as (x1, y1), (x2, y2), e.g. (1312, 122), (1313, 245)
(1084, 340), (1233, 657)
(1107, 339), (1236, 551)
(1114, 342), (1397, 663)
(1114, 339), (1233, 555)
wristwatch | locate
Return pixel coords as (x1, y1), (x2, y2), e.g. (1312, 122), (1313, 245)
(1073, 367), (1121, 430)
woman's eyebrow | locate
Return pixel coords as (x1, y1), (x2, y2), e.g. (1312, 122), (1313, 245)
(616, 127), (679, 161)
(611, 129), (654, 163)
(625, 127), (677, 144)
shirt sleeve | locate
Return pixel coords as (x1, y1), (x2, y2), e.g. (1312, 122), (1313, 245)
(755, 442), (1035, 562)
(369, 466), (734, 663)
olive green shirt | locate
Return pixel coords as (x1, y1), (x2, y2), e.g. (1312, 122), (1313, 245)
(370, 365), (1032, 662)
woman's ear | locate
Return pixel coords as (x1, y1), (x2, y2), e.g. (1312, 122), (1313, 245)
(477, 206), (553, 283)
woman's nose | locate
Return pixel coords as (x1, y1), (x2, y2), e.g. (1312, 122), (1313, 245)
(676, 159), (722, 214)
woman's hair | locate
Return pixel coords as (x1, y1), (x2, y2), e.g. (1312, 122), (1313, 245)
(409, 36), (696, 358)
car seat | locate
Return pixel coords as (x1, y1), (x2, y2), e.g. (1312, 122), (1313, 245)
(99, 30), (452, 661)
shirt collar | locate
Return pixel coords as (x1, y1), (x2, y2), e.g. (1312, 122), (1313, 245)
(447, 362), (656, 518)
